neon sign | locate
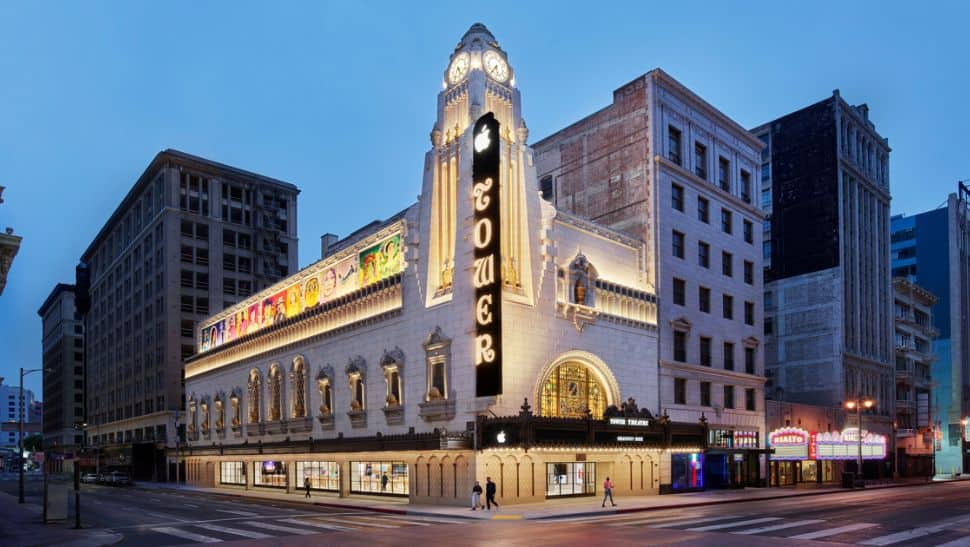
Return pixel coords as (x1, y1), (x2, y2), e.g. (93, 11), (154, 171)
(473, 113), (502, 397)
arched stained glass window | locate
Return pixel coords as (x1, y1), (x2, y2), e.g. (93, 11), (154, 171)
(540, 362), (607, 419)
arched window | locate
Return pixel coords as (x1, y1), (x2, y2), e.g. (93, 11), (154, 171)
(200, 397), (210, 435)
(214, 393), (225, 431)
(247, 369), (262, 424)
(540, 362), (607, 419)
(187, 395), (198, 436)
(268, 363), (283, 421)
(346, 356), (366, 412)
(291, 356), (308, 418)
(381, 348), (405, 407)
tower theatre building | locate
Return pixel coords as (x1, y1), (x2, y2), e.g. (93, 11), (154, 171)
(183, 24), (713, 504)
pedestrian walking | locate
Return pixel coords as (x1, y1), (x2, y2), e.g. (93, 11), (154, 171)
(471, 480), (483, 510)
(304, 477), (312, 499)
(381, 473), (389, 492)
(602, 476), (616, 507)
(485, 476), (499, 510)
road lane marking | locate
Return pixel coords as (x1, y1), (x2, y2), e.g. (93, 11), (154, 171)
(245, 521), (316, 535)
(644, 515), (746, 528)
(732, 519), (824, 535)
(215, 509), (259, 516)
(193, 523), (271, 539)
(151, 526), (223, 543)
(145, 512), (189, 522)
(788, 522), (878, 540)
(935, 538), (970, 547)
(279, 518), (354, 531)
(687, 517), (783, 532)
(859, 515), (970, 546)
(184, 503), (200, 508)
(344, 514), (433, 527)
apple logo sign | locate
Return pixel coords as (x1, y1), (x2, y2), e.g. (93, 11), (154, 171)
(475, 126), (491, 153)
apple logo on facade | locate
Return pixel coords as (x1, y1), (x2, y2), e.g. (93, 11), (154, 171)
(496, 430), (506, 444)
(475, 126), (491, 153)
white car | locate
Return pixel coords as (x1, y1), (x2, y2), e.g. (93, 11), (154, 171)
(80, 473), (98, 484)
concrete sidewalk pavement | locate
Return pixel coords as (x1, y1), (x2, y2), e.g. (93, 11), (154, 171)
(135, 475), (967, 521)
(0, 490), (121, 547)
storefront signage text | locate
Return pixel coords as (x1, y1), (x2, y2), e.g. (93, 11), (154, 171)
(473, 113), (503, 397)
(768, 427), (888, 461)
(609, 417), (650, 427)
(617, 435), (645, 442)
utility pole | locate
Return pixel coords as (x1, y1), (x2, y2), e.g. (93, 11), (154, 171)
(174, 410), (180, 487)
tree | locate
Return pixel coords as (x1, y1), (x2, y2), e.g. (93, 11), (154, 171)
(23, 434), (43, 453)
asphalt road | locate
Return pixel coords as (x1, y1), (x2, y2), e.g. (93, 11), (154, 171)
(4, 476), (970, 546)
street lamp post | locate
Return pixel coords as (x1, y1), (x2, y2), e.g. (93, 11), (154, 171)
(174, 410), (180, 487)
(19, 367), (47, 504)
(845, 398), (875, 484)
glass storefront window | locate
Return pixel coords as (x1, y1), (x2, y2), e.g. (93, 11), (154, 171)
(800, 460), (818, 483)
(220, 461), (246, 485)
(350, 461), (408, 496)
(297, 461), (339, 491)
(254, 460), (287, 488)
(671, 453), (704, 491)
(546, 462), (596, 497)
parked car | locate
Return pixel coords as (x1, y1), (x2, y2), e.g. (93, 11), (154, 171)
(107, 471), (132, 486)
(80, 473), (98, 484)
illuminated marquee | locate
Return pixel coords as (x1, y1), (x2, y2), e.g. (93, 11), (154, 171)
(768, 427), (810, 461)
(473, 113), (502, 397)
(768, 427), (888, 461)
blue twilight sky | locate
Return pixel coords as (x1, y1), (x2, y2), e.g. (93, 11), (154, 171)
(1, 1), (967, 397)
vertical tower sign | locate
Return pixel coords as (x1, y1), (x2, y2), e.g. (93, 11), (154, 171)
(473, 113), (502, 397)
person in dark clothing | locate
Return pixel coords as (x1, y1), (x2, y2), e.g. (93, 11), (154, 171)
(304, 477), (312, 499)
(485, 476), (499, 510)
(381, 473), (389, 492)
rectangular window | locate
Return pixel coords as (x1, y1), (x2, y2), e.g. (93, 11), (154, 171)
(743, 220), (753, 244)
(745, 388), (756, 411)
(745, 347), (756, 374)
(668, 126), (682, 166)
(672, 183), (684, 212)
(220, 461), (246, 485)
(694, 142), (707, 180)
(700, 381), (711, 406)
(674, 331), (687, 362)
(740, 170), (752, 203)
(761, 187), (772, 210)
(744, 261), (754, 285)
(700, 337), (712, 367)
(722, 252), (733, 277)
(764, 291), (774, 308)
(723, 386), (735, 409)
(765, 316), (774, 335)
(721, 209), (733, 234)
(723, 294), (734, 320)
(744, 301), (755, 325)
(699, 287), (710, 313)
(296, 461), (340, 492)
(673, 278), (686, 306)
(718, 157), (730, 191)
(698, 241), (710, 268)
(763, 241), (772, 261)
(253, 461), (287, 488)
(674, 378), (687, 405)
(697, 196), (709, 223)
(672, 230), (685, 259)
(350, 461), (409, 496)
(723, 342), (735, 371)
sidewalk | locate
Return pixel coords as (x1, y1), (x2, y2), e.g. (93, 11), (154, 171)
(0, 490), (121, 547)
(135, 475), (970, 521)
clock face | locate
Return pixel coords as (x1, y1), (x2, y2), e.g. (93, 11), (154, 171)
(448, 52), (470, 84)
(482, 50), (509, 82)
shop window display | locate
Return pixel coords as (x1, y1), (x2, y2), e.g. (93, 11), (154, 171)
(297, 461), (339, 491)
(546, 462), (596, 497)
(671, 453), (704, 491)
(350, 461), (408, 495)
(254, 460), (287, 488)
(220, 461), (246, 485)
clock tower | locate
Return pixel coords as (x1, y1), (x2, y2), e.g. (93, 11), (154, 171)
(423, 23), (534, 311)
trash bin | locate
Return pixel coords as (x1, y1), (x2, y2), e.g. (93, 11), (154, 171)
(841, 471), (855, 489)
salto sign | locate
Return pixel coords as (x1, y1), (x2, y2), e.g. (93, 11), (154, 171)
(473, 113), (503, 397)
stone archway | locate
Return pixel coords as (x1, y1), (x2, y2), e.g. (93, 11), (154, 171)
(533, 350), (621, 419)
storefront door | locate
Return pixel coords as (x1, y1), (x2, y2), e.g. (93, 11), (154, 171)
(546, 462), (596, 497)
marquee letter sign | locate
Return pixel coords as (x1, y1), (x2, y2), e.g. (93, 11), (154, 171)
(473, 113), (502, 397)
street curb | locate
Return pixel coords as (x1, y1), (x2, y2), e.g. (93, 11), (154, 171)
(310, 500), (481, 520)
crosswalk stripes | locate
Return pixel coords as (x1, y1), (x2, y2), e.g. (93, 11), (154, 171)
(278, 517), (355, 531)
(787, 522), (878, 540)
(150, 526), (223, 543)
(858, 514), (970, 546)
(731, 519), (824, 535)
(618, 514), (743, 528)
(686, 516), (782, 532)
(935, 537), (970, 547)
(192, 522), (272, 539)
(245, 521), (318, 535)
